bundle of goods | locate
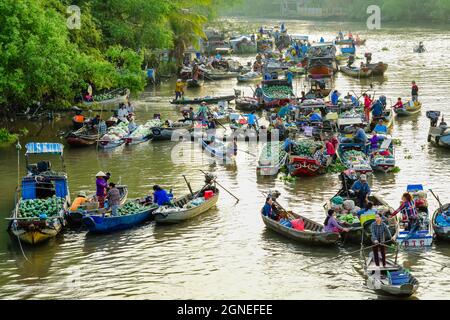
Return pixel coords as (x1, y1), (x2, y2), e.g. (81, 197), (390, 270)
(145, 119), (163, 128)
(264, 86), (293, 99)
(185, 197), (206, 209)
(342, 150), (369, 166)
(19, 197), (65, 218)
(93, 93), (115, 101)
(292, 140), (323, 157)
(102, 122), (129, 141)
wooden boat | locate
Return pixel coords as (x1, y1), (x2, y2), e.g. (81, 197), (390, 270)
(151, 121), (194, 141)
(206, 70), (240, 81)
(83, 89), (129, 108)
(237, 71), (262, 83)
(365, 254), (419, 297)
(235, 97), (263, 112)
(432, 203), (450, 241)
(340, 66), (373, 78)
(170, 95), (235, 105)
(262, 79), (294, 104)
(257, 142), (288, 176)
(154, 183), (219, 224)
(7, 143), (70, 245)
(337, 140), (373, 174)
(123, 125), (153, 145)
(66, 185), (129, 228)
(186, 79), (204, 88)
(82, 202), (158, 234)
(262, 197), (340, 245)
(427, 112), (450, 148)
(366, 62), (388, 76)
(394, 101), (422, 117)
(287, 140), (330, 177)
(66, 125), (99, 147)
(200, 138), (233, 164)
(369, 135), (396, 173)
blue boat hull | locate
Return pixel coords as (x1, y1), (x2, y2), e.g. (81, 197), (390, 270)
(83, 208), (156, 233)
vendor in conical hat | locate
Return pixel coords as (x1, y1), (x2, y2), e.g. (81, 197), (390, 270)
(95, 171), (108, 208)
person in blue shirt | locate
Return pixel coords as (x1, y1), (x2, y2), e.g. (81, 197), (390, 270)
(353, 124), (368, 144)
(373, 118), (387, 134)
(278, 104), (290, 118)
(283, 136), (296, 153)
(331, 90), (340, 105)
(207, 117), (216, 129)
(286, 71), (294, 85)
(262, 197), (278, 220)
(309, 111), (322, 122)
(351, 174), (371, 208)
(320, 37), (325, 43)
(244, 111), (259, 130)
(301, 44), (308, 55)
(371, 99), (384, 118)
(153, 185), (171, 206)
(264, 73), (272, 81)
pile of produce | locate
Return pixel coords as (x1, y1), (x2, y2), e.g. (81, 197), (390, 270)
(263, 85), (293, 99)
(342, 150), (369, 167)
(259, 142), (286, 166)
(101, 122), (129, 141)
(292, 140), (322, 157)
(338, 213), (360, 224)
(117, 202), (146, 216)
(93, 93), (115, 101)
(146, 119), (163, 128)
(19, 197), (65, 218)
(327, 159), (347, 173)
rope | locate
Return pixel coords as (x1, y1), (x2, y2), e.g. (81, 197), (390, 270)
(16, 234), (29, 262)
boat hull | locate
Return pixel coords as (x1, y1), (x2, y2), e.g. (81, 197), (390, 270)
(340, 66), (373, 78)
(288, 156), (327, 177)
(155, 194), (219, 224)
(432, 203), (450, 241)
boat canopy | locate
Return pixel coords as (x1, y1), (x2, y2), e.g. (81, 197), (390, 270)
(407, 184), (424, 193)
(25, 143), (64, 156)
(291, 34), (309, 41)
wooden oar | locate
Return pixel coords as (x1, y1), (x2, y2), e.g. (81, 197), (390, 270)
(260, 191), (295, 220)
(429, 189), (444, 214)
(182, 175), (194, 196)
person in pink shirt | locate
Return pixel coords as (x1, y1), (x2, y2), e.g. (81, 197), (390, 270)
(325, 139), (336, 162)
(363, 93), (373, 122)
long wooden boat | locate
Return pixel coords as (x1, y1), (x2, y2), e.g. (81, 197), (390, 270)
(366, 62), (388, 76)
(7, 143), (70, 245)
(262, 79), (294, 104)
(394, 101), (422, 117)
(324, 194), (399, 245)
(427, 113), (450, 148)
(365, 255), (419, 297)
(337, 142), (373, 175)
(186, 79), (204, 88)
(151, 122), (194, 141)
(206, 71), (240, 81)
(235, 97), (263, 112)
(340, 66), (373, 78)
(170, 95), (236, 105)
(200, 138), (233, 164)
(257, 142), (288, 176)
(82, 203), (158, 234)
(237, 71), (262, 83)
(154, 186), (219, 224)
(369, 135), (396, 173)
(432, 203), (450, 241)
(66, 185), (128, 228)
(66, 126), (100, 147)
(262, 200), (340, 246)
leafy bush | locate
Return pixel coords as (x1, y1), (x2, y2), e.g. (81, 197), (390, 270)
(0, 128), (18, 146)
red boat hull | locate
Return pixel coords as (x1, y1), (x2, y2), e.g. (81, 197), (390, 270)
(288, 156), (324, 177)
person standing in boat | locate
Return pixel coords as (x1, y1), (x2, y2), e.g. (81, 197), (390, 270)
(371, 213), (392, 268)
(324, 209), (350, 233)
(96, 172), (108, 208)
(254, 84), (264, 104)
(244, 111), (259, 131)
(331, 90), (340, 105)
(325, 138), (337, 162)
(351, 174), (371, 208)
(175, 79), (185, 101)
(117, 103), (129, 123)
(411, 81), (419, 102)
(389, 193), (419, 232)
(363, 93), (373, 122)
(107, 182), (121, 216)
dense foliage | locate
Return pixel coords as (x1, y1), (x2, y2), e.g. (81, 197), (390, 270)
(0, 0), (237, 110)
(225, 0), (450, 22)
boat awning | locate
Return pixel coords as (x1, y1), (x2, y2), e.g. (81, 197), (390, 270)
(25, 143), (64, 156)
(407, 184), (424, 192)
(337, 118), (363, 126)
(291, 34), (309, 41)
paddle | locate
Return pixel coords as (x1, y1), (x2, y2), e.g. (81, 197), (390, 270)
(429, 189), (444, 214)
(199, 169), (240, 203)
(381, 243), (450, 270)
(182, 175), (194, 196)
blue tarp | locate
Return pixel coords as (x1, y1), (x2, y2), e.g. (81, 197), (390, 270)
(22, 180), (36, 200)
(54, 178), (68, 198)
(407, 184), (424, 192)
(25, 143), (63, 155)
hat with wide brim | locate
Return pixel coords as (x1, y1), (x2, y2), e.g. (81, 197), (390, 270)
(360, 174), (367, 181)
(78, 191), (87, 198)
(96, 171), (107, 177)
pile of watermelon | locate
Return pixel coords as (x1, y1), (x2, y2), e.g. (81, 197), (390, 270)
(19, 196), (65, 218)
(117, 202), (147, 216)
(292, 140), (322, 157)
(263, 86), (293, 99)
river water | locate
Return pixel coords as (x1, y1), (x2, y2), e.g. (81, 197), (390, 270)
(0, 19), (449, 300)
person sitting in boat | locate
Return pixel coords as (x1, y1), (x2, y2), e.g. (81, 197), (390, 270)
(392, 97), (404, 110)
(90, 114), (101, 127)
(357, 201), (377, 218)
(107, 182), (121, 216)
(353, 124), (368, 145)
(313, 145), (327, 166)
(84, 93), (93, 102)
(350, 174), (371, 208)
(127, 116), (138, 133)
(325, 138), (337, 162)
(320, 37), (325, 43)
(373, 118), (387, 134)
(389, 193), (420, 232)
(69, 192), (89, 212)
(309, 110), (322, 122)
(436, 210), (450, 226)
(73, 110), (85, 128)
(244, 111), (259, 130)
(262, 197), (278, 220)
(96, 171), (108, 208)
(324, 209), (350, 233)
(283, 135), (296, 154)
(369, 132), (380, 151)
(347, 55), (355, 68)
(153, 185), (172, 207)
(331, 90), (340, 106)
(371, 213), (392, 268)
(207, 117), (217, 130)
